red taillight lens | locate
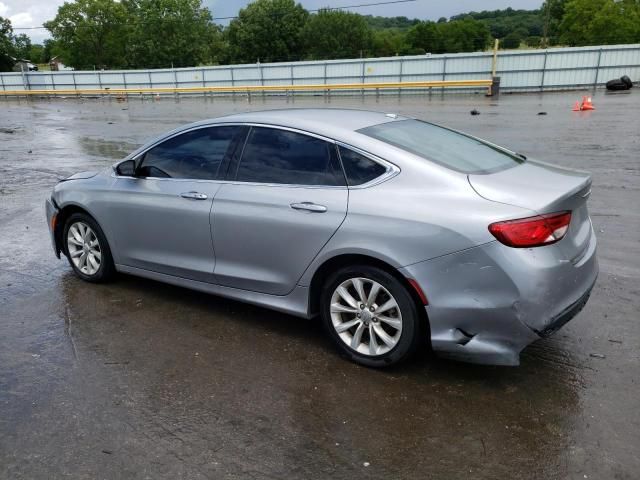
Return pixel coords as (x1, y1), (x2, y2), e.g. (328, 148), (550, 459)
(488, 211), (572, 248)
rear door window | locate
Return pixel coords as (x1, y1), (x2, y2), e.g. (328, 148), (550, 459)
(137, 126), (240, 180)
(359, 119), (524, 174)
(338, 146), (388, 186)
(235, 127), (345, 186)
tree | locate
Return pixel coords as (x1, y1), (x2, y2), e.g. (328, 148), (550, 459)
(124, 0), (219, 68)
(226, 0), (308, 63)
(441, 18), (492, 52)
(29, 44), (45, 64)
(501, 31), (522, 49)
(0, 16), (14, 71)
(542, 0), (567, 45)
(302, 9), (372, 60)
(559, 0), (640, 46)
(407, 18), (491, 54)
(406, 21), (443, 53)
(44, 0), (129, 69)
(42, 39), (60, 64)
(12, 33), (31, 60)
(371, 29), (411, 57)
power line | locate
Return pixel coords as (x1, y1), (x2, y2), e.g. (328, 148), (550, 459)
(11, 0), (418, 30)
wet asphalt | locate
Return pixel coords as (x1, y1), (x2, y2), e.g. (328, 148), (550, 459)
(0, 91), (638, 479)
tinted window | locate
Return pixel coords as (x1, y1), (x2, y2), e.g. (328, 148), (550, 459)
(138, 126), (239, 180)
(235, 127), (345, 186)
(359, 119), (524, 175)
(338, 146), (387, 186)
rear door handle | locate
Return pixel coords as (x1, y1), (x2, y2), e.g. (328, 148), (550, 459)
(180, 191), (208, 200)
(290, 202), (327, 213)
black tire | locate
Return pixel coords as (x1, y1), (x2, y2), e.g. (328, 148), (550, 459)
(320, 265), (423, 368)
(606, 79), (628, 91)
(63, 212), (115, 283)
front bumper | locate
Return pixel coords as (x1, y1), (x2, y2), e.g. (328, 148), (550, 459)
(400, 228), (598, 366)
(45, 197), (61, 258)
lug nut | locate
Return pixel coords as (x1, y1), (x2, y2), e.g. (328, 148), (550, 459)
(369, 306), (375, 312)
(356, 313), (361, 318)
(359, 304), (365, 309)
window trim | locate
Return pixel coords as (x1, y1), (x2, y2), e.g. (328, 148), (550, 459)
(112, 122), (399, 189)
(335, 142), (400, 189)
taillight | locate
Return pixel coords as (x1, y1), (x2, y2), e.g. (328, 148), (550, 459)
(488, 211), (571, 248)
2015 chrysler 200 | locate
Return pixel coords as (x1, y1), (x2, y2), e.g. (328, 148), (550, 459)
(46, 109), (598, 367)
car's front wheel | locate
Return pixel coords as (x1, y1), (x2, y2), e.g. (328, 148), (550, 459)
(63, 213), (115, 283)
(320, 265), (423, 367)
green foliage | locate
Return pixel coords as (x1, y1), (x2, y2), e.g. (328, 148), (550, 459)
(370, 29), (412, 57)
(525, 35), (542, 47)
(501, 31), (522, 49)
(542, 0), (567, 45)
(12, 33), (31, 60)
(0, 16), (15, 71)
(302, 10), (372, 60)
(44, 0), (129, 69)
(559, 0), (640, 46)
(28, 44), (45, 64)
(406, 18), (492, 54)
(363, 15), (419, 30)
(225, 0), (308, 63)
(124, 0), (219, 68)
(42, 39), (61, 64)
(453, 8), (544, 39)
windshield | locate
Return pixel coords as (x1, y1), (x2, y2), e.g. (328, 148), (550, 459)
(358, 119), (524, 174)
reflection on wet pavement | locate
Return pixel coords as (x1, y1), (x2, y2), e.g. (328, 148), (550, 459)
(0, 93), (638, 479)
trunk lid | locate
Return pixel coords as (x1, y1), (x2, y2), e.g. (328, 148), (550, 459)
(469, 160), (593, 263)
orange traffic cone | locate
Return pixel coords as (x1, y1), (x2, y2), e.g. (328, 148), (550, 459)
(572, 101), (581, 111)
(581, 96), (595, 110)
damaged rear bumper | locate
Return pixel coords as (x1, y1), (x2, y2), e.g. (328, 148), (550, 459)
(399, 230), (598, 366)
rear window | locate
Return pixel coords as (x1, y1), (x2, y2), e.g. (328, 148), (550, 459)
(358, 119), (524, 174)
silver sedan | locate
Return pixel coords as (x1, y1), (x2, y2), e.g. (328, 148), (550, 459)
(45, 109), (598, 367)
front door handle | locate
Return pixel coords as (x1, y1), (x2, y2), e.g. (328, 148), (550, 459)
(180, 191), (208, 200)
(290, 202), (327, 213)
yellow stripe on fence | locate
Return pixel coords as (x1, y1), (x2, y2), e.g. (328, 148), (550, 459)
(0, 79), (492, 96)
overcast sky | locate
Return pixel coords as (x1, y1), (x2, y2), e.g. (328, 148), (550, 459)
(2, 0), (543, 44)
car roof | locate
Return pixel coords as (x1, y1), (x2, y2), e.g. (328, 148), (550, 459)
(203, 108), (407, 142)
(124, 109), (411, 162)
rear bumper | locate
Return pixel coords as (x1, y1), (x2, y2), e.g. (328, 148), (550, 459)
(45, 198), (61, 258)
(400, 227), (598, 366)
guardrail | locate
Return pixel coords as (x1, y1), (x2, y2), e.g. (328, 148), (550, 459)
(1, 44), (638, 97)
(0, 79), (493, 97)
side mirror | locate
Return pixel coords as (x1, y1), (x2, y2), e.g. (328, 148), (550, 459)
(115, 159), (136, 177)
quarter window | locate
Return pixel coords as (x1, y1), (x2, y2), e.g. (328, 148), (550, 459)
(338, 146), (387, 186)
(235, 127), (345, 186)
(137, 126), (240, 180)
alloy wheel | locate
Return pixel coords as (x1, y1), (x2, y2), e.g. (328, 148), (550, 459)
(330, 277), (403, 356)
(67, 221), (102, 276)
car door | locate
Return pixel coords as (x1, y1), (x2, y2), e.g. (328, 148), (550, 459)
(107, 125), (245, 283)
(212, 126), (348, 295)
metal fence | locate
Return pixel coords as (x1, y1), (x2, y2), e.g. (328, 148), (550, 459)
(1, 43), (638, 96)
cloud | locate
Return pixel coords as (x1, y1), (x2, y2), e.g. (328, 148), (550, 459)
(9, 12), (33, 26)
(1, 0), (65, 43)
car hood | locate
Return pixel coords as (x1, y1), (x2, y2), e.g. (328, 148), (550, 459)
(59, 171), (99, 182)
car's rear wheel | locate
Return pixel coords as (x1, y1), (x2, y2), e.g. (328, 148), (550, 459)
(63, 213), (115, 283)
(320, 265), (422, 367)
